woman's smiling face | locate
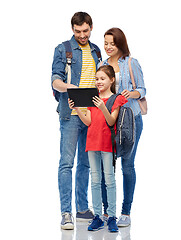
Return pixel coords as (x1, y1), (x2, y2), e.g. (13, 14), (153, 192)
(104, 35), (120, 57)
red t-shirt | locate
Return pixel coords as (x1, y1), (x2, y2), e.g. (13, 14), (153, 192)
(85, 95), (128, 152)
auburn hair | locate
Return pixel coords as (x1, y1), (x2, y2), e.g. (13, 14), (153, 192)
(104, 28), (130, 59)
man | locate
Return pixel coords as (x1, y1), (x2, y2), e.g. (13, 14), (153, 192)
(51, 12), (101, 230)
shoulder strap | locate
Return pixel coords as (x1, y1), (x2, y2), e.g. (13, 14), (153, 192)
(105, 93), (121, 172)
(91, 43), (102, 61)
(62, 41), (72, 59)
(106, 93), (121, 115)
(62, 41), (72, 84)
(128, 57), (136, 90)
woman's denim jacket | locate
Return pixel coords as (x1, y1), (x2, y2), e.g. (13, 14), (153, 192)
(51, 36), (101, 120)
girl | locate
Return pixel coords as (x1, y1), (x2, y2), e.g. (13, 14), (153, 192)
(101, 28), (146, 227)
(68, 65), (127, 232)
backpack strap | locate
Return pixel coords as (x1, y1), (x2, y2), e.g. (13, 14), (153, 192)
(106, 94), (121, 172)
(91, 43), (102, 62)
(62, 41), (72, 84)
(62, 41), (101, 84)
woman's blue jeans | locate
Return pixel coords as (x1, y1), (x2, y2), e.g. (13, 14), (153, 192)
(101, 113), (143, 215)
(58, 116), (90, 214)
(88, 151), (116, 217)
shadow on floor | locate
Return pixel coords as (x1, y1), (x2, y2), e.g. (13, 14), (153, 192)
(61, 222), (131, 240)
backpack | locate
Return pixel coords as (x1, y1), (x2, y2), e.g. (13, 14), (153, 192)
(106, 94), (135, 171)
(52, 40), (101, 102)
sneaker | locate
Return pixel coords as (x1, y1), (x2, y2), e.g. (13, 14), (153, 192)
(76, 209), (94, 222)
(117, 215), (131, 227)
(88, 215), (104, 231)
(61, 212), (74, 230)
(107, 217), (118, 232)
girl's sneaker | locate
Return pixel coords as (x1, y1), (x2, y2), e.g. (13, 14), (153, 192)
(117, 215), (131, 227)
(88, 215), (104, 231)
(107, 217), (118, 232)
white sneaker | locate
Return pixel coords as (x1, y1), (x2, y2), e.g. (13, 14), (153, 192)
(117, 215), (131, 227)
(61, 212), (74, 230)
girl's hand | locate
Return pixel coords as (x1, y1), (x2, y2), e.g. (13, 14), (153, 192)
(68, 98), (76, 109)
(92, 96), (106, 111)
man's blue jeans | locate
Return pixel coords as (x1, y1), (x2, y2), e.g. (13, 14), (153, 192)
(58, 116), (90, 214)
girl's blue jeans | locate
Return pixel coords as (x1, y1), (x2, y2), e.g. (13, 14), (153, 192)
(102, 113), (143, 215)
(88, 151), (116, 217)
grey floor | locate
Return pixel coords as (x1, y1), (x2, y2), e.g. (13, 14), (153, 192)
(60, 222), (131, 240)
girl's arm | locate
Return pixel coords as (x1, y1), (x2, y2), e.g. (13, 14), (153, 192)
(68, 99), (91, 126)
(92, 96), (119, 126)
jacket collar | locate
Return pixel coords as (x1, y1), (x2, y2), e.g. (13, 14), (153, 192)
(70, 35), (94, 51)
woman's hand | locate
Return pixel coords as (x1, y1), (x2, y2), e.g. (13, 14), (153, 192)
(92, 96), (106, 111)
(121, 89), (131, 99)
(121, 89), (141, 99)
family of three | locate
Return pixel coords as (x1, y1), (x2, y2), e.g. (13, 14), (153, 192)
(51, 12), (146, 232)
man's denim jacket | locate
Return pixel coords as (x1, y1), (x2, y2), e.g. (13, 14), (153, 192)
(51, 36), (101, 120)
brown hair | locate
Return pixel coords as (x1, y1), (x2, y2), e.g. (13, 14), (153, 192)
(104, 28), (130, 59)
(71, 12), (93, 28)
(96, 65), (116, 94)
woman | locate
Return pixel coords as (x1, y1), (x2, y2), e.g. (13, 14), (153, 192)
(100, 28), (146, 227)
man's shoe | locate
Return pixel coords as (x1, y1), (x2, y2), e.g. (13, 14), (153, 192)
(76, 209), (94, 222)
(107, 217), (118, 232)
(61, 212), (74, 230)
(117, 215), (131, 227)
(88, 215), (104, 231)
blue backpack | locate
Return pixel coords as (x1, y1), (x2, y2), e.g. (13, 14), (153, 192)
(106, 94), (135, 170)
(52, 40), (101, 102)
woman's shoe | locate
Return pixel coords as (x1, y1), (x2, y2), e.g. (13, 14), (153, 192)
(117, 215), (131, 227)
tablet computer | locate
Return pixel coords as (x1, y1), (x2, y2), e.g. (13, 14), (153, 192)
(67, 88), (99, 107)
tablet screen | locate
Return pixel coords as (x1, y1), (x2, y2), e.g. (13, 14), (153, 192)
(67, 88), (99, 107)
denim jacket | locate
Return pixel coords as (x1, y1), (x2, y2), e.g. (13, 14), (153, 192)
(99, 57), (146, 116)
(51, 36), (101, 119)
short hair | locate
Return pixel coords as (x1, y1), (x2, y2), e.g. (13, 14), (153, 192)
(71, 12), (93, 28)
(104, 28), (130, 59)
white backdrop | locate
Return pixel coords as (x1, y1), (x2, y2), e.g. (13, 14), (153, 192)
(0, 0), (181, 239)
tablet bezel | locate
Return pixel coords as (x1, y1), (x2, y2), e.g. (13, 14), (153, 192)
(67, 88), (99, 107)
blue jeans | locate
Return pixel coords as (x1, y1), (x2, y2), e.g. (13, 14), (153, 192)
(58, 116), (90, 213)
(102, 113), (143, 215)
(88, 151), (116, 217)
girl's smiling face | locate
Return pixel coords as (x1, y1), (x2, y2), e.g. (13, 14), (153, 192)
(95, 70), (114, 93)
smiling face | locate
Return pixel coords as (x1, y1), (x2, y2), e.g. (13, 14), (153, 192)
(104, 34), (122, 58)
(95, 70), (114, 93)
(72, 22), (93, 46)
